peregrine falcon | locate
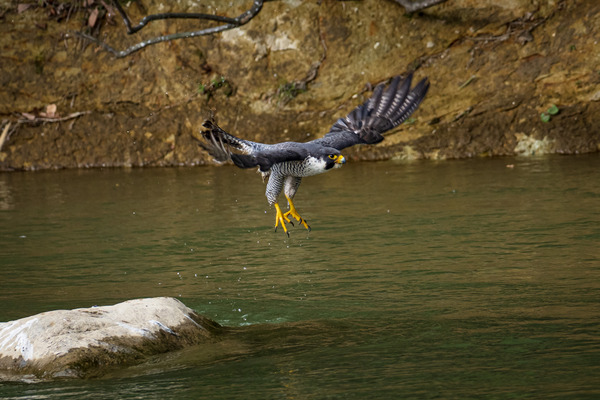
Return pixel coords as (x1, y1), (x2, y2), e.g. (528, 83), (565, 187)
(199, 73), (429, 235)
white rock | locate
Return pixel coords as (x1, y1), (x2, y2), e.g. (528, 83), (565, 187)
(0, 297), (221, 381)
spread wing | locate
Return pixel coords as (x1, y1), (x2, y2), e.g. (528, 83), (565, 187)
(198, 119), (309, 172)
(237, 145), (310, 172)
(311, 73), (429, 150)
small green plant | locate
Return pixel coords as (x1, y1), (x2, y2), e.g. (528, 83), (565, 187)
(197, 76), (233, 100)
(541, 104), (559, 123)
(275, 81), (307, 106)
(34, 52), (45, 75)
(278, 82), (305, 101)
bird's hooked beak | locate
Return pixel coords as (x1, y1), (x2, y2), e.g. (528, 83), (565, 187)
(334, 155), (346, 164)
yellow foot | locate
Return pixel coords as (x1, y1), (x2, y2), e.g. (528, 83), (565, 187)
(283, 195), (311, 232)
(274, 203), (292, 236)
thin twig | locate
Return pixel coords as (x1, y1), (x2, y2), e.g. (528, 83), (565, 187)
(0, 112), (91, 154)
(0, 122), (10, 152)
(458, 75), (477, 89)
(74, 0), (264, 58)
(18, 111), (92, 124)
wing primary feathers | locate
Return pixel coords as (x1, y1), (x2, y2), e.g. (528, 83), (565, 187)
(377, 75), (403, 120)
(197, 118), (265, 168)
(313, 73), (429, 150)
(382, 74), (412, 121)
(196, 120), (230, 162)
(388, 77), (429, 127)
(367, 83), (385, 121)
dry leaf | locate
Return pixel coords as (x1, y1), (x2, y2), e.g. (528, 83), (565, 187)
(17, 4), (31, 13)
(21, 112), (36, 120)
(88, 8), (99, 28)
(46, 104), (57, 118)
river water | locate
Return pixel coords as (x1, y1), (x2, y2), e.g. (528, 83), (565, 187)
(0, 155), (599, 398)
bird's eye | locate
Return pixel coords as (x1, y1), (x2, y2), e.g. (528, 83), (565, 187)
(328, 154), (336, 159)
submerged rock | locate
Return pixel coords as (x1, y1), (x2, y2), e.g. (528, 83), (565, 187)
(0, 297), (223, 381)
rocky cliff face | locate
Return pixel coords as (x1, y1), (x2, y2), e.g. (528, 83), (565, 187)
(0, 0), (598, 170)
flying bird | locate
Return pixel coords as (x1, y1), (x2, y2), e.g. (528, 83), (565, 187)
(199, 73), (429, 235)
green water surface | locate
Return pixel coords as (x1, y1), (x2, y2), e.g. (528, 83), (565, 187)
(1, 155), (599, 398)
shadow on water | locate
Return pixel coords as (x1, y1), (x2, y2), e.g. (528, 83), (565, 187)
(1, 155), (599, 398)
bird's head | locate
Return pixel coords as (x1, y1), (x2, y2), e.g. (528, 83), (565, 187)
(303, 146), (346, 175)
(322, 148), (346, 170)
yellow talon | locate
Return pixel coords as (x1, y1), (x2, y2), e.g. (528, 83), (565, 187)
(274, 203), (291, 236)
(283, 195), (311, 232)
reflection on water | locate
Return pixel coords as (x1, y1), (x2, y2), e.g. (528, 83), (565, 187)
(0, 179), (13, 211)
(1, 155), (599, 398)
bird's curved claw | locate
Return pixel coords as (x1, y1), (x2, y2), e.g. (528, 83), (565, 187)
(284, 209), (310, 231)
(284, 195), (311, 232)
(274, 203), (291, 236)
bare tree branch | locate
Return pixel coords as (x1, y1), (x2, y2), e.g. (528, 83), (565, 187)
(18, 111), (92, 124)
(74, 0), (264, 58)
(393, 0), (448, 13)
(112, 1), (243, 34)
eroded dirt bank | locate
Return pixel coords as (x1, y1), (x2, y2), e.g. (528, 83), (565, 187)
(0, 0), (599, 171)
